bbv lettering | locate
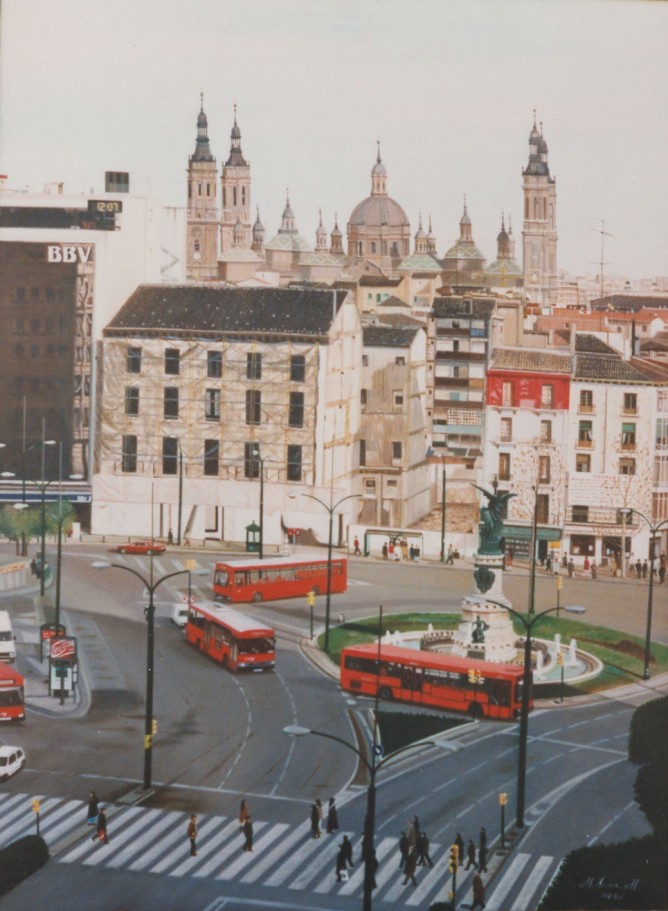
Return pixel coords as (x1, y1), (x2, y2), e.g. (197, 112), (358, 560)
(47, 245), (93, 264)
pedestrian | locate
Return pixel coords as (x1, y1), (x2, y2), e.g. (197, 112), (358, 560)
(353, 536), (361, 556)
(562, 553), (568, 570)
(409, 544), (415, 561)
(239, 798), (250, 828)
(398, 831), (409, 870)
(610, 556), (618, 576)
(382, 542), (388, 561)
(568, 558), (574, 578)
(479, 826), (487, 849)
(341, 833), (354, 867)
(466, 838), (478, 870)
(659, 563), (666, 585)
(591, 559), (597, 580)
(412, 814), (420, 834)
(402, 846), (418, 886)
(388, 541), (396, 560)
(91, 806), (108, 844)
(315, 797), (324, 832)
(642, 559), (648, 579)
(87, 790), (99, 826)
(545, 555), (552, 574)
(635, 559), (642, 580)
(401, 539), (409, 561)
(167, 528), (174, 545)
(407, 818), (417, 851)
(417, 831), (434, 868)
(184, 535), (191, 547)
(416, 830), (426, 866)
(414, 545), (420, 562)
(326, 797), (339, 834)
(187, 814), (198, 856)
(478, 842), (488, 873)
(310, 802), (321, 838)
(242, 816), (253, 851)
(471, 871), (486, 910)
(583, 556), (590, 576)
(455, 831), (464, 864)
(446, 544), (455, 565)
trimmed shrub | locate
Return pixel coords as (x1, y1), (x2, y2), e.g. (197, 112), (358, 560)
(0, 835), (49, 896)
(629, 695), (668, 765)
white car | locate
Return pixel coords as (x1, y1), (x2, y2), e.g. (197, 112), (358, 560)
(170, 603), (189, 628)
(0, 745), (25, 780)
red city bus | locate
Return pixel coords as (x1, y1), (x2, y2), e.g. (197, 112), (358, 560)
(213, 556), (347, 604)
(340, 642), (531, 720)
(185, 602), (275, 671)
(0, 663), (25, 721)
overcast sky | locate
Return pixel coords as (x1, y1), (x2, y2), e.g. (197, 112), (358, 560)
(1, 0), (667, 280)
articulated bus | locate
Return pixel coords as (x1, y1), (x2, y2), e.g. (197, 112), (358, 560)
(185, 602), (275, 671)
(213, 556), (347, 604)
(340, 643), (530, 720)
(0, 663), (25, 721)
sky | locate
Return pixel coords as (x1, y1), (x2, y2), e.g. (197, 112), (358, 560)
(1, 0), (667, 280)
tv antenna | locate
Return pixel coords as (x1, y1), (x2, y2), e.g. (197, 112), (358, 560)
(591, 219), (613, 302)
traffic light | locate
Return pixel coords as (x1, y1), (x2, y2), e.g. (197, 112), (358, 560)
(499, 791), (508, 806)
(32, 799), (41, 814)
(449, 844), (459, 874)
(152, 718), (158, 735)
(556, 651), (564, 667)
(307, 590), (315, 608)
(468, 669), (476, 684)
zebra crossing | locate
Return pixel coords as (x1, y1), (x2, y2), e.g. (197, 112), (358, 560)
(1, 792), (560, 908)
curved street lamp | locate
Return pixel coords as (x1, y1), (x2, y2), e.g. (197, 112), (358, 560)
(482, 596), (585, 829)
(295, 492), (360, 652)
(93, 558), (208, 790)
(618, 508), (668, 680)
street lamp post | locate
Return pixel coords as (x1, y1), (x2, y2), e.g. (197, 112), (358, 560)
(93, 559), (207, 789)
(619, 508), (668, 680)
(51, 443), (83, 636)
(484, 597), (585, 828)
(296, 491), (360, 652)
(440, 458), (447, 563)
(176, 438), (184, 546)
(251, 447), (267, 560)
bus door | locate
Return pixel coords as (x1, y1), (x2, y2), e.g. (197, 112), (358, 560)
(400, 666), (424, 702)
(230, 639), (238, 669)
(487, 680), (511, 719)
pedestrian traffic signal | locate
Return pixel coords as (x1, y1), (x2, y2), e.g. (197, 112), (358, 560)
(556, 651), (564, 666)
(499, 791), (508, 806)
(152, 717), (158, 735)
(449, 844), (459, 873)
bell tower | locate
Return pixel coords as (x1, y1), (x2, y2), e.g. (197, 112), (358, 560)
(186, 94), (218, 281)
(221, 106), (252, 253)
(522, 112), (557, 307)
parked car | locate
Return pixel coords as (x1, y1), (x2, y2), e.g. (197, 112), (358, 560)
(0, 745), (25, 780)
(113, 541), (166, 555)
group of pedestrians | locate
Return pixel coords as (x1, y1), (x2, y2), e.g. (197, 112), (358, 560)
(186, 798), (254, 858)
(453, 828), (488, 909)
(310, 797), (339, 839)
(87, 790), (108, 845)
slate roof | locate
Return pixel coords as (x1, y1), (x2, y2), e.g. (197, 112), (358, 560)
(105, 285), (348, 339)
(574, 334), (618, 354)
(490, 348), (572, 373)
(431, 297), (496, 320)
(362, 325), (419, 348)
(574, 353), (652, 383)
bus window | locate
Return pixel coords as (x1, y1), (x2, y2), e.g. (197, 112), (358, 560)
(239, 637), (274, 655)
(215, 570), (230, 587)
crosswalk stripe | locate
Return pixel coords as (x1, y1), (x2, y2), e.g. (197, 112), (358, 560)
(216, 823), (288, 881)
(59, 807), (140, 864)
(404, 843), (450, 906)
(0, 792), (30, 816)
(313, 833), (362, 894)
(37, 800), (87, 842)
(336, 835), (395, 896)
(2, 797), (60, 844)
(287, 831), (353, 891)
(510, 855), (554, 911)
(167, 817), (236, 877)
(192, 820), (265, 879)
(264, 824), (325, 887)
(486, 852), (532, 910)
(82, 807), (161, 866)
(106, 810), (184, 869)
(240, 821), (309, 884)
(0, 793), (46, 839)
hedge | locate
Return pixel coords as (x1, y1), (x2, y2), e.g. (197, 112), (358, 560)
(0, 835), (49, 896)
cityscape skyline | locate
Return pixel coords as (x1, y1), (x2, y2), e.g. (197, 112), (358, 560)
(1, 0), (667, 281)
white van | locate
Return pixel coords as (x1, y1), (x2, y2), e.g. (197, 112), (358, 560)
(170, 603), (189, 628)
(0, 611), (16, 663)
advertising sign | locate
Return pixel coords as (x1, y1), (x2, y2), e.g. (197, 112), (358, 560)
(50, 637), (76, 661)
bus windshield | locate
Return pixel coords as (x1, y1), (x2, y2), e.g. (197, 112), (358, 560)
(0, 688), (23, 707)
(238, 638), (275, 655)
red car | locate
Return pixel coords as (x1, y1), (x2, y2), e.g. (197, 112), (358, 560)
(113, 541), (166, 555)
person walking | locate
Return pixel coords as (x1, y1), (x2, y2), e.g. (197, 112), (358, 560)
(455, 831), (464, 864)
(466, 838), (478, 870)
(91, 806), (108, 844)
(635, 559), (642, 580)
(659, 562), (666, 585)
(642, 559), (648, 579)
(242, 816), (254, 851)
(86, 790), (99, 826)
(446, 544), (455, 565)
(478, 841), (488, 873)
(398, 831), (409, 870)
(567, 558), (574, 578)
(402, 847), (418, 886)
(353, 537), (361, 556)
(471, 871), (486, 910)
(417, 831), (434, 868)
(239, 799), (250, 829)
(479, 826), (487, 850)
(382, 542), (388, 560)
(326, 797), (339, 834)
(167, 529), (174, 545)
(591, 559), (597, 580)
(545, 555), (552, 574)
(315, 798), (324, 832)
(310, 803), (321, 838)
(187, 814), (198, 856)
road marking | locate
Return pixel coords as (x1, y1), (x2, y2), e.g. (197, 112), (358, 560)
(192, 821), (263, 879)
(82, 808), (163, 866)
(264, 825), (327, 886)
(1, 796), (60, 845)
(510, 855), (554, 910)
(216, 823), (288, 881)
(107, 810), (183, 869)
(486, 852), (532, 910)
(167, 817), (237, 877)
(240, 821), (308, 883)
(588, 800), (637, 846)
(59, 807), (142, 863)
(289, 831), (350, 891)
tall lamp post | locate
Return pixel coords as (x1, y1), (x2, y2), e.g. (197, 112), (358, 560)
(49, 443), (84, 635)
(176, 438), (184, 546)
(296, 491), (360, 652)
(619, 508), (668, 680)
(93, 558), (207, 790)
(426, 447), (448, 562)
(252, 447), (267, 560)
(485, 597), (585, 828)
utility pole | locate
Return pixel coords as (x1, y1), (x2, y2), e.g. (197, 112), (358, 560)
(591, 219), (613, 303)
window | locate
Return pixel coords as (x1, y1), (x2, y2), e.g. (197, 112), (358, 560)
(122, 435), (137, 473)
(502, 382), (513, 407)
(579, 390), (593, 412)
(539, 455), (551, 483)
(500, 418), (512, 442)
(290, 355), (305, 382)
(360, 388), (368, 408)
(362, 355), (369, 367)
(204, 440), (219, 476)
(572, 504), (589, 523)
(164, 387), (179, 419)
(392, 441), (402, 461)
(452, 340), (460, 352)
(540, 420), (552, 443)
(393, 391), (404, 408)
(578, 421), (593, 446)
(621, 423), (636, 450)
(576, 453), (591, 473)
(395, 356), (406, 366)
(207, 351), (222, 378)
(619, 457), (636, 475)
(125, 387), (139, 416)
(165, 348), (180, 375)
(536, 494), (549, 523)
(364, 478), (376, 495)
(244, 442), (260, 479)
(657, 418), (668, 448)
(287, 444), (302, 482)
(623, 393), (637, 414)
(541, 384), (554, 408)
(288, 391), (304, 428)
(127, 347), (142, 374)
(498, 452), (511, 481)
(247, 352), (261, 380)
(162, 437), (178, 474)
(246, 390), (261, 425)
(360, 439), (366, 467)
(205, 389), (221, 421)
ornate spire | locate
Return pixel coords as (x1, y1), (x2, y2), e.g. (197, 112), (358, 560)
(279, 190), (297, 234)
(371, 141), (387, 196)
(315, 208), (328, 251)
(192, 93), (214, 162)
(225, 104), (247, 167)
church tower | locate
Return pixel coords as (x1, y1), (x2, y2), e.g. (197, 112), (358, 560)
(186, 95), (218, 281)
(221, 106), (252, 253)
(522, 112), (557, 307)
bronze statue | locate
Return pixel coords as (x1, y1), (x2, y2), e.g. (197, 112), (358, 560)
(471, 616), (489, 644)
(473, 484), (516, 556)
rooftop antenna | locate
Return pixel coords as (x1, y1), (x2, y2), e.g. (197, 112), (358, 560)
(591, 219), (613, 302)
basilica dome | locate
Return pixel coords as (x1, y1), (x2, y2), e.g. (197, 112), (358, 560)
(349, 195), (409, 230)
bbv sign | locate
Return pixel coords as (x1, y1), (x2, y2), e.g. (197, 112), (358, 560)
(47, 244), (94, 264)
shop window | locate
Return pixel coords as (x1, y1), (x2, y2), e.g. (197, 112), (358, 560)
(576, 453), (591, 473)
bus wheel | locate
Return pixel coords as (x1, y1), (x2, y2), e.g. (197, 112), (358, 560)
(379, 686), (393, 701)
(252, 592), (263, 603)
(468, 702), (483, 719)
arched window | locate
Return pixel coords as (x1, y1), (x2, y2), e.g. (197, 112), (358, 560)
(534, 198), (539, 218)
(242, 187), (246, 204)
(198, 183), (202, 196)
(194, 239), (200, 252)
(525, 198), (529, 218)
(370, 242), (376, 254)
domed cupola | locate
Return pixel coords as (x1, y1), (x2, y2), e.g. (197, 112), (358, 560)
(330, 213), (344, 255)
(251, 206), (265, 251)
(279, 191), (297, 234)
(192, 93), (214, 162)
(414, 214), (428, 253)
(315, 209), (328, 251)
